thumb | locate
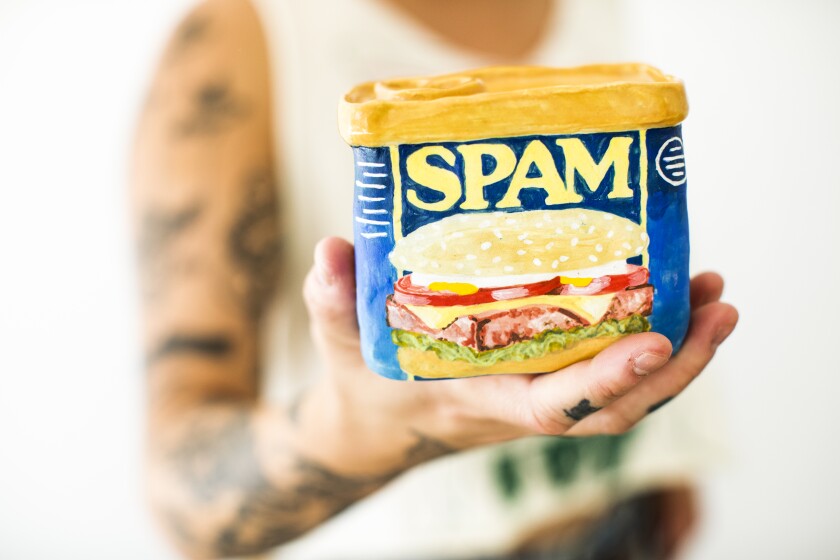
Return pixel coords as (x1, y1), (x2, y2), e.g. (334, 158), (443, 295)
(303, 237), (360, 352)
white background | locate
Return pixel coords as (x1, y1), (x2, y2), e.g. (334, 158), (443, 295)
(1, 0), (838, 558)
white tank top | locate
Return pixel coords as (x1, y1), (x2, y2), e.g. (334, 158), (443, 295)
(249, 2), (724, 558)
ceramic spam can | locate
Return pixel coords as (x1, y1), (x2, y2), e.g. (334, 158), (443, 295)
(339, 64), (690, 380)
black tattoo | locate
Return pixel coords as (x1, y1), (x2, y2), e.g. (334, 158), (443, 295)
(564, 399), (602, 421)
(176, 81), (248, 137)
(212, 454), (395, 556)
(138, 201), (204, 300)
(647, 396), (674, 414)
(294, 458), (394, 507)
(147, 334), (233, 366)
(163, 413), (453, 556)
(166, 408), (301, 554)
(404, 430), (455, 466)
(139, 202), (202, 263)
(167, 408), (256, 503)
(164, 12), (212, 64)
(228, 167), (281, 321)
(177, 14), (210, 47)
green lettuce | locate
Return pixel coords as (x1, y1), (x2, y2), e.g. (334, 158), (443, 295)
(392, 315), (650, 367)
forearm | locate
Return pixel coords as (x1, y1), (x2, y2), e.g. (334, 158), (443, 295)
(134, 0), (294, 555)
(148, 379), (452, 558)
(148, 401), (305, 558)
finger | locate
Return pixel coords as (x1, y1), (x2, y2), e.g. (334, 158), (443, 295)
(690, 272), (724, 309)
(516, 332), (673, 435)
(302, 237), (360, 351)
(573, 301), (738, 433)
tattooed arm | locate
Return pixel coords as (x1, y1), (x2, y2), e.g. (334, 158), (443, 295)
(133, 0), (450, 556)
(133, 0), (738, 558)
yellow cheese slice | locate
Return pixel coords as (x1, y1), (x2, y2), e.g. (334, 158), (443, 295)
(404, 292), (617, 330)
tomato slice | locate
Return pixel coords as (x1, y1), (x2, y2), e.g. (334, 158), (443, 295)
(555, 264), (650, 296)
(393, 265), (650, 306)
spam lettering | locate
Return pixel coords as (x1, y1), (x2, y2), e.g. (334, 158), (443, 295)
(404, 136), (636, 212)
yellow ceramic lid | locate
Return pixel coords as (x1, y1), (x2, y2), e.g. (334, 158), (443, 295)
(339, 64), (688, 147)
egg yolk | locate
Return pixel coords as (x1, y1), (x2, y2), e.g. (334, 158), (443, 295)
(428, 282), (480, 295)
(560, 276), (594, 288)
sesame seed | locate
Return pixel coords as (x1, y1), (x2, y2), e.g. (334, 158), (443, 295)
(626, 224), (634, 231)
(571, 222), (581, 230)
(451, 231), (464, 238)
(493, 229), (503, 239)
(635, 246), (643, 254)
(480, 220), (491, 228)
(571, 237), (579, 247)
(535, 222), (543, 228)
(560, 255), (570, 262)
(504, 265), (514, 273)
(517, 249), (526, 256)
(614, 250), (623, 257)
(481, 241), (492, 250)
(589, 255), (598, 262)
(505, 218), (517, 225)
(552, 260), (559, 269)
(492, 256), (502, 263)
(533, 258), (542, 266)
(641, 232), (649, 241)
(588, 225), (596, 234)
(604, 214), (614, 220)
(607, 230), (614, 238)
(440, 241), (447, 250)
(555, 228), (564, 235)
(595, 244), (603, 252)
(622, 242), (632, 250)
(545, 242), (555, 250)
(518, 233), (529, 241)
(466, 254), (477, 260)
(578, 213), (586, 220)
(523, 239), (534, 245)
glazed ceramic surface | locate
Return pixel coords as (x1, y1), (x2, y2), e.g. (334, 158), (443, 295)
(340, 65), (690, 380)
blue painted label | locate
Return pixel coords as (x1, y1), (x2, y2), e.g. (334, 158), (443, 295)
(353, 126), (689, 380)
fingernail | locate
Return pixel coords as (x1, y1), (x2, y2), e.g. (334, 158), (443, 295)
(712, 323), (736, 350)
(633, 352), (669, 376)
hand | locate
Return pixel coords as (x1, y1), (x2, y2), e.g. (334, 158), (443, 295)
(301, 237), (738, 466)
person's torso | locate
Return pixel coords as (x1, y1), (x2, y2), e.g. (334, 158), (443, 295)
(249, 1), (724, 558)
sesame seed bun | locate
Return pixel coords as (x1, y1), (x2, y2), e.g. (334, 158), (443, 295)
(389, 209), (648, 277)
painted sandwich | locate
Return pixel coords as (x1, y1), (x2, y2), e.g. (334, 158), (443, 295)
(386, 209), (654, 378)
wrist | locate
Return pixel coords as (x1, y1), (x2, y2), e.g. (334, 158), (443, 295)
(285, 377), (421, 476)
